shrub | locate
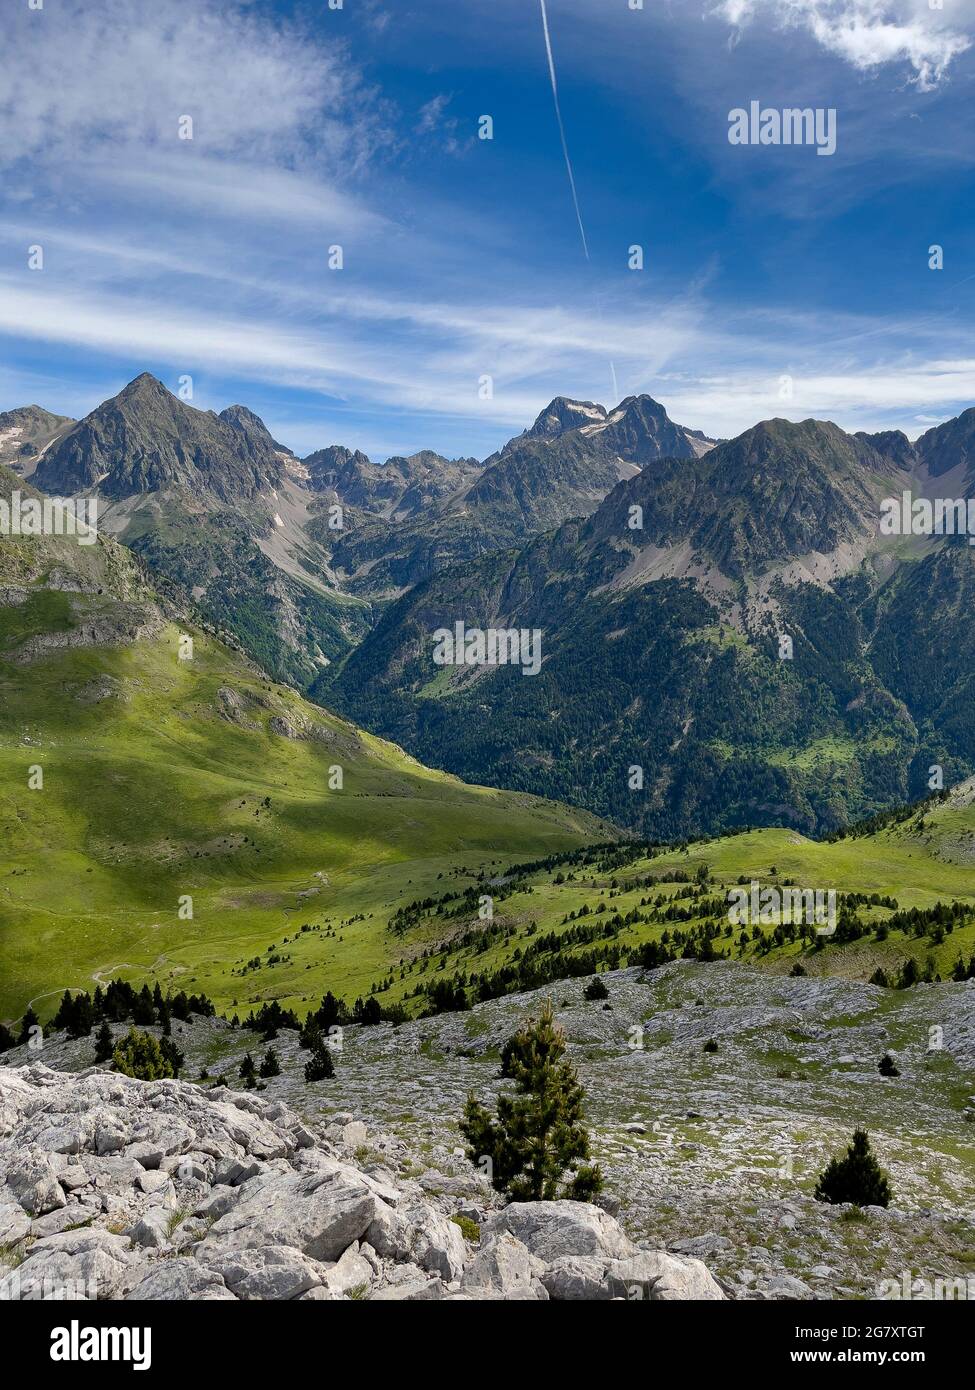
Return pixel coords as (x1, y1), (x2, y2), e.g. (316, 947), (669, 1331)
(450, 1215), (480, 1242)
(304, 1037), (335, 1082)
(259, 1047), (281, 1078)
(93, 1021), (113, 1063)
(878, 1053), (900, 1078)
(459, 1001), (602, 1202)
(703, 1038), (719, 1053)
(814, 1128), (892, 1208)
(111, 1029), (174, 1081)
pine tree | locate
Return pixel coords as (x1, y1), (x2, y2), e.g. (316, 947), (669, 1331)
(353, 996), (383, 1026)
(94, 1021), (114, 1063)
(239, 1052), (257, 1087)
(53, 989), (74, 1030)
(260, 1047), (281, 1078)
(0, 1023), (15, 1053)
(583, 976), (609, 1001)
(311, 992), (344, 1032)
(66, 994), (94, 1039)
(878, 1053), (900, 1077)
(304, 1037), (335, 1082)
(132, 984), (156, 1025)
(896, 957), (921, 989)
(17, 1006), (39, 1046)
(460, 1001), (602, 1202)
(160, 1036), (184, 1077)
(814, 1128), (892, 1208)
(111, 1029), (175, 1081)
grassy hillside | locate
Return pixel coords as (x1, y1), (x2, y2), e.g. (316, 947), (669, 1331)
(0, 624), (608, 1022)
(0, 476), (610, 1023)
(4, 602), (973, 1029)
(332, 793), (975, 1021)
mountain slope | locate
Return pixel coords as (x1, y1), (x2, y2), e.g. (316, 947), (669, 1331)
(304, 445), (483, 520)
(915, 407), (975, 482)
(324, 415), (974, 838)
(11, 379), (718, 678)
(320, 393), (715, 600)
(0, 405), (74, 475)
(26, 375), (371, 686)
(512, 393), (716, 460)
(0, 462), (610, 1020)
(34, 373), (285, 503)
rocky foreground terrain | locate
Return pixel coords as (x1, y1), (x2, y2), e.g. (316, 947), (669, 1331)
(0, 1063), (723, 1301)
(4, 961), (975, 1300)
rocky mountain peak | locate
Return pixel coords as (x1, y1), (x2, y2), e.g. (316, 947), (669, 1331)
(915, 406), (975, 481)
(219, 403), (291, 457)
(525, 397), (609, 440)
(32, 375), (286, 504)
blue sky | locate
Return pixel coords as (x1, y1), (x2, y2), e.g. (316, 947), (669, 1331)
(3, 0), (975, 459)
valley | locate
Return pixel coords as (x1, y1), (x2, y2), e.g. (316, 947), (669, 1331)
(3, 390), (975, 1311)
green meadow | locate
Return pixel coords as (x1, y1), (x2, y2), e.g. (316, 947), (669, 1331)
(0, 619), (607, 1022)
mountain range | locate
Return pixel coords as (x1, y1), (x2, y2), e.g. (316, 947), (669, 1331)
(7, 370), (975, 839)
(323, 414), (975, 838)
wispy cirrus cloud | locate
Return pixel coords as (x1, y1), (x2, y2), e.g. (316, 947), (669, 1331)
(2, 260), (971, 452)
(713, 0), (974, 90)
(2, 0), (381, 169)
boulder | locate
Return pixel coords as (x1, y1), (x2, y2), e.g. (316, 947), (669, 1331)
(136, 1170), (173, 1198)
(17, 1228), (133, 1299)
(370, 1277), (444, 1301)
(483, 1201), (634, 1263)
(461, 1232), (544, 1296)
(129, 1208), (172, 1249)
(607, 1251), (726, 1301)
(203, 1245), (326, 1300)
(323, 1244), (373, 1297)
(6, 1154), (66, 1215)
(0, 1201), (31, 1245)
(539, 1255), (612, 1301)
(125, 1263), (237, 1301)
(401, 1202), (467, 1280)
(199, 1168), (377, 1262)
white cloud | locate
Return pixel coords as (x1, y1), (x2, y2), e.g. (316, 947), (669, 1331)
(3, 263), (973, 449)
(1, 0), (380, 169)
(87, 153), (387, 235)
(416, 94), (452, 134)
(712, 0), (974, 89)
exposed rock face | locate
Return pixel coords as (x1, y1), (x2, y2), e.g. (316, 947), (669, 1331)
(0, 405), (74, 475)
(33, 374), (286, 504)
(0, 1064), (724, 1302)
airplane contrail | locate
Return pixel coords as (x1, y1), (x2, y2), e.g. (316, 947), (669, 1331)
(538, 0), (590, 262)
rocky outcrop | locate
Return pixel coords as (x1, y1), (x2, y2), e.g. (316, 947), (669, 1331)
(0, 1064), (723, 1302)
(10, 602), (163, 664)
